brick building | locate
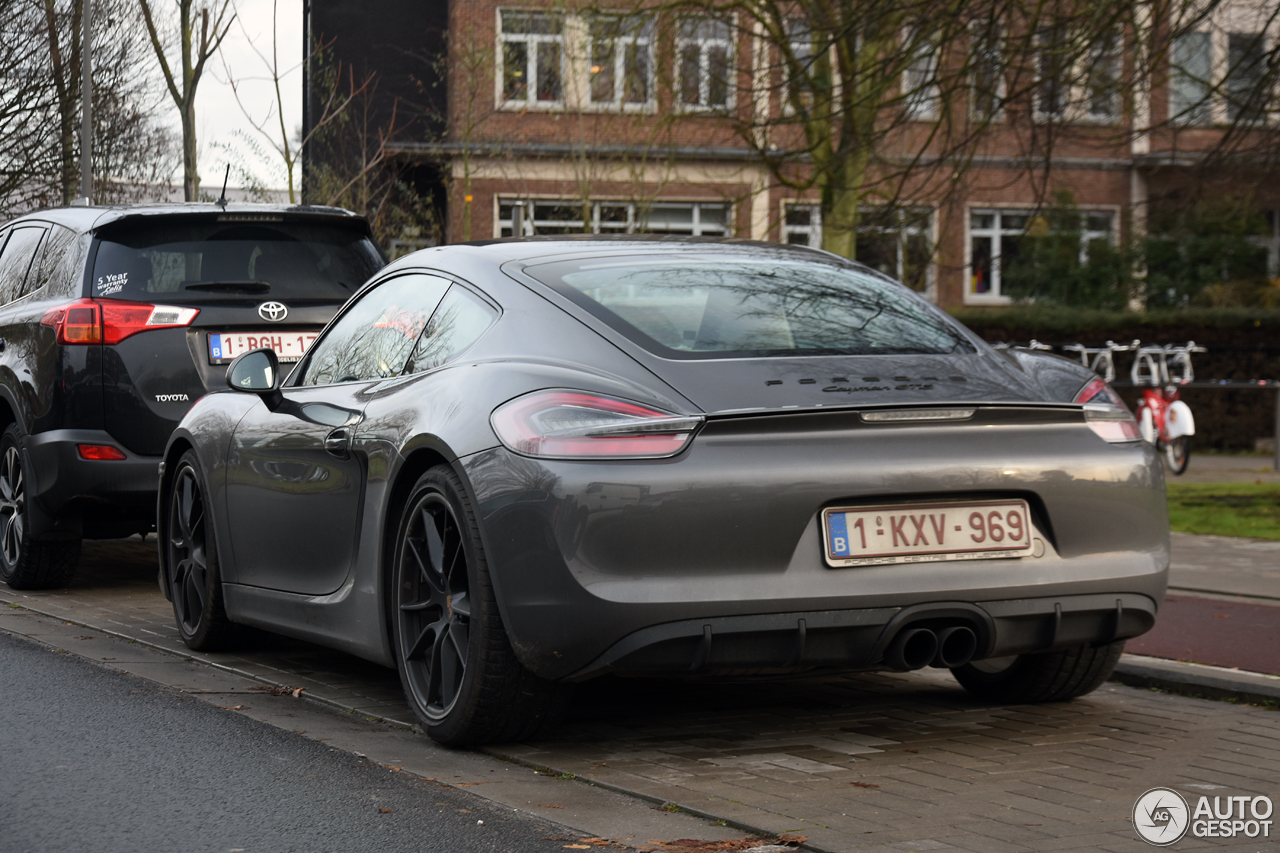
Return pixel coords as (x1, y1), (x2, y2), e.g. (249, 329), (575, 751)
(305, 1), (1280, 309)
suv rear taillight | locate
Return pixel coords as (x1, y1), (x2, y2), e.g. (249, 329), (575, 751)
(41, 299), (199, 345)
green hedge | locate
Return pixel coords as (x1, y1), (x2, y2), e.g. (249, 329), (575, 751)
(949, 307), (1280, 452)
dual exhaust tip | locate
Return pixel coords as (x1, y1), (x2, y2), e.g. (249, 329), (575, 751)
(884, 626), (978, 671)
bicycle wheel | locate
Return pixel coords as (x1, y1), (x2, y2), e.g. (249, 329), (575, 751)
(1164, 436), (1190, 475)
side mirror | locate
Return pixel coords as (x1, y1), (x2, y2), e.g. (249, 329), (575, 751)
(226, 348), (282, 409)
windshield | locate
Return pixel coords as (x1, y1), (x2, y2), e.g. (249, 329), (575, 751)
(91, 219), (385, 302)
(525, 254), (974, 358)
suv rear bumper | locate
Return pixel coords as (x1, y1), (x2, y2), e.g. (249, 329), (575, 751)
(24, 429), (161, 538)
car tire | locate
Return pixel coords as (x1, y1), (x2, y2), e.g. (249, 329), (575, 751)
(951, 640), (1125, 703)
(391, 464), (569, 747)
(164, 450), (239, 651)
(0, 424), (80, 590)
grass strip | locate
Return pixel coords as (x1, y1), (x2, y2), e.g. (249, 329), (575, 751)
(1167, 482), (1280, 540)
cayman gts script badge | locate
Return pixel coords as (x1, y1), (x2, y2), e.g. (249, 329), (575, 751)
(258, 301), (288, 322)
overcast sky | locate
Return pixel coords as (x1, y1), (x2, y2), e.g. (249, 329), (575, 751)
(195, 0), (303, 194)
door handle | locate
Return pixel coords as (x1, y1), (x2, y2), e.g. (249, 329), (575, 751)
(323, 427), (350, 458)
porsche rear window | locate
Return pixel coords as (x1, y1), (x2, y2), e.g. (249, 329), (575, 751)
(525, 255), (974, 358)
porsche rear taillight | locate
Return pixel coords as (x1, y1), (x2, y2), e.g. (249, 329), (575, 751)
(491, 390), (703, 459)
(1075, 377), (1140, 442)
(41, 299), (199, 345)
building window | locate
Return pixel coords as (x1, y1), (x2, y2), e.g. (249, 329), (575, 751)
(968, 208), (1115, 301)
(784, 17), (815, 112)
(499, 10), (564, 107)
(784, 204), (934, 294)
(1035, 25), (1068, 119)
(1085, 32), (1121, 121)
(589, 14), (654, 108)
(677, 16), (734, 110)
(970, 23), (1005, 119)
(903, 32), (939, 119)
(1226, 32), (1267, 122)
(1170, 31), (1212, 124)
(499, 200), (730, 237)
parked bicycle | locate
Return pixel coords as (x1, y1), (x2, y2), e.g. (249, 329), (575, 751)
(1130, 342), (1205, 475)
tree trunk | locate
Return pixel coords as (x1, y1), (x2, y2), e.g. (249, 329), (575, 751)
(182, 101), (198, 200)
(819, 148), (868, 259)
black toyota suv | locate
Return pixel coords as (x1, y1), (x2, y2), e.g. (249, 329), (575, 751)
(0, 204), (386, 590)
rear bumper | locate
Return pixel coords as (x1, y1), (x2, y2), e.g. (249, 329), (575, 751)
(461, 432), (1169, 681)
(25, 429), (161, 536)
(568, 593), (1157, 680)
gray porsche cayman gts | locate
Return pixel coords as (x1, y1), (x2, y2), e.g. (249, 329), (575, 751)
(160, 237), (1168, 746)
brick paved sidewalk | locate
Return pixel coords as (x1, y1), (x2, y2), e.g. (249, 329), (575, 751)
(4, 539), (1279, 852)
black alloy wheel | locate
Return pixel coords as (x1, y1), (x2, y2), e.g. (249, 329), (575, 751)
(392, 466), (568, 746)
(165, 451), (238, 650)
(398, 490), (472, 723)
(0, 424), (78, 590)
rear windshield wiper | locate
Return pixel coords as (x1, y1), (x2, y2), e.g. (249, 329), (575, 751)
(184, 281), (271, 294)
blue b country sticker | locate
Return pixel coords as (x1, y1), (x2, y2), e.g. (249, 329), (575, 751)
(827, 512), (850, 557)
(209, 335), (223, 359)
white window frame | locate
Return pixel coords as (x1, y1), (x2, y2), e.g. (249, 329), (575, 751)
(497, 198), (731, 238)
(1170, 29), (1214, 125)
(1033, 25), (1125, 124)
(496, 8), (567, 110)
(964, 205), (1119, 305)
(969, 22), (1007, 120)
(587, 14), (656, 111)
(1084, 32), (1122, 122)
(903, 31), (940, 120)
(676, 15), (736, 112)
(783, 202), (936, 299)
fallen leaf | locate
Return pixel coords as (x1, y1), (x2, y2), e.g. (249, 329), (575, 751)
(377, 807), (395, 814)
(291, 687), (304, 698)
(217, 705), (246, 711)
(457, 809), (470, 814)
(565, 846), (591, 850)
(77, 635), (93, 640)
(385, 765), (402, 771)
(903, 748), (919, 753)
(850, 782), (880, 788)
(540, 803), (566, 809)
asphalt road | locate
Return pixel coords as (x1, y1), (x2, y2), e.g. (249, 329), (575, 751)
(0, 631), (585, 853)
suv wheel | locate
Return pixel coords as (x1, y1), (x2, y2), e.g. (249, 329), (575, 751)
(951, 640), (1125, 703)
(0, 424), (80, 590)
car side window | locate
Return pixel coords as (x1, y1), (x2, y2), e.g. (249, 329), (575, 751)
(0, 226), (46, 304)
(405, 286), (499, 374)
(26, 225), (84, 297)
(300, 273), (452, 386)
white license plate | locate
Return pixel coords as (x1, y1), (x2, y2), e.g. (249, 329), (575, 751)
(822, 499), (1034, 567)
(208, 332), (318, 364)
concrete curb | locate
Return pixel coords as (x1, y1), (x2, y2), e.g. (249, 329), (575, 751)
(1112, 654), (1280, 707)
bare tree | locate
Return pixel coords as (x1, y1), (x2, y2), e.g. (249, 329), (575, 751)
(0, 1), (55, 213)
(139, 0), (234, 200)
(219, 0), (373, 204)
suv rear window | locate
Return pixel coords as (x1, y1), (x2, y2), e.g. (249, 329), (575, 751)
(524, 254), (974, 358)
(91, 219), (384, 302)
